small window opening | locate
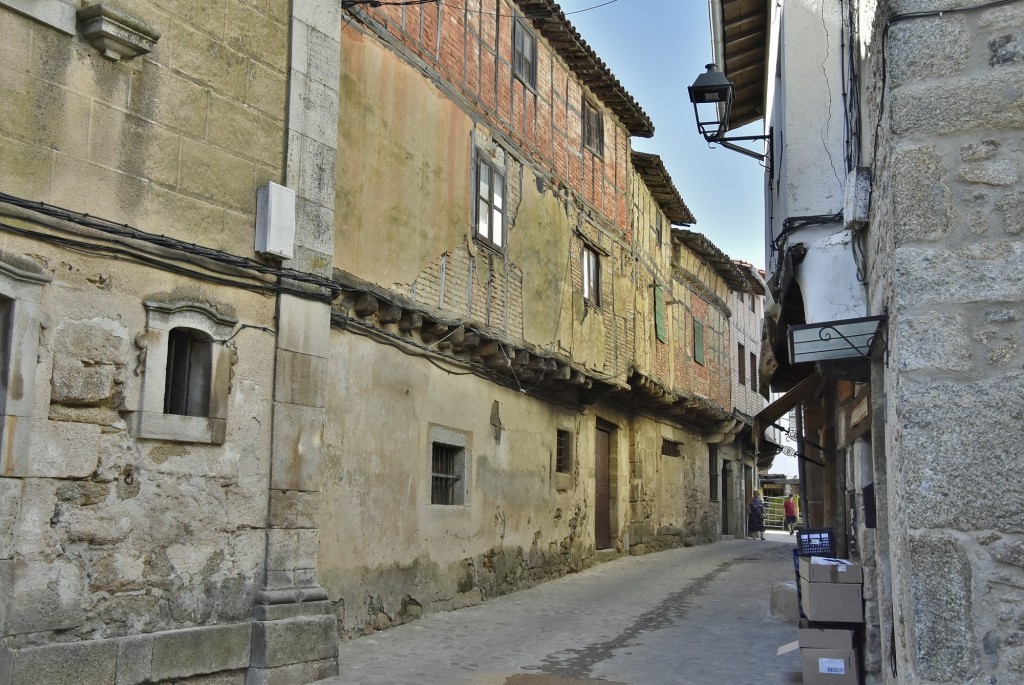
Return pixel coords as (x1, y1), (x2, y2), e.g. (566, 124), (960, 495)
(583, 246), (601, 306)
(738, 343), (746, 386)
(693, 319), (705, 365)
(431, 442), (465, 505)
(164, 327), (213, 417)
(661, 439), (681, 458)
(556, 429), (572, 473)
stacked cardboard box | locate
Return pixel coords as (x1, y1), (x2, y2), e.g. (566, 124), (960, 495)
(798, 556), (864, 623)
(799, 628), (859, 684)
(796, 557), (863, 683)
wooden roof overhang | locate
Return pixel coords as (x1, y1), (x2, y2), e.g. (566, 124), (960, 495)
(332, 269), (736, 434)
(714, 0), (770, 130)
(515, 0), (654, 138)
(331, 268), (626, 404)
(631, 151), (696, 225)
(672, 228), (749, 292)
(613, 371), (734, 435)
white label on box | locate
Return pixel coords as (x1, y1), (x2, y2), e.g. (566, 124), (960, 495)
(811, 556), (850, 570)
(819, 658), (847, 674)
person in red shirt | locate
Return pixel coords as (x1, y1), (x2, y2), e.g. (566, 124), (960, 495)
(783, 494), (799, 535)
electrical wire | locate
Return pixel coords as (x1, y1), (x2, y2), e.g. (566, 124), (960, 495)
(343, 0), (620, 19)
(0, 192), (344, 298)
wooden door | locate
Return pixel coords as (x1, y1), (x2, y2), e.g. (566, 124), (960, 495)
(595, 425), (611, 549)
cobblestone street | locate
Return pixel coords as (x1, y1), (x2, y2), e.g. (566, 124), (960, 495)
(318, 534), (802, 685)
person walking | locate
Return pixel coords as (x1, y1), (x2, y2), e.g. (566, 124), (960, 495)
(747, 490), (766, 540)
(783, 494), (798, 535)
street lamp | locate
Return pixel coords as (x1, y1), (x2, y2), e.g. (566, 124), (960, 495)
(687, 63), (770, 166)
(687, 63), (734, 141)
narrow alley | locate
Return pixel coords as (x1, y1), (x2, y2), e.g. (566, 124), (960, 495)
(318, 535), (802, 685)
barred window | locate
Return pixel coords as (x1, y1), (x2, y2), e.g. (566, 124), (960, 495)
(431, 442), (465, 505)
(555, 429), (572, 474)
(583, 100), (604, 155)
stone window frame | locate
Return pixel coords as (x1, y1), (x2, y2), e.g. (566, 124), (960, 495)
(0, 255), (51, 475)
(133, 300), (237, 444)
(661, 438), (682, 458)
(428, 425), (470, 507)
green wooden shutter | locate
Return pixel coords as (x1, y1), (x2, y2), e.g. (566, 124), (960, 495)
(693, 319), (705, 365)
(654, 286), (667, 343)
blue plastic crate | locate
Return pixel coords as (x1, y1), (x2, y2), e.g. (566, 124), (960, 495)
(795, 528), (836, 557)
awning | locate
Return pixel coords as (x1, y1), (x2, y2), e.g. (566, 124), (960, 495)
(753, 371), (824, 444)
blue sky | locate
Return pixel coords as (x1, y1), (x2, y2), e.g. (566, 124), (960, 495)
(563, 0), (767, 269)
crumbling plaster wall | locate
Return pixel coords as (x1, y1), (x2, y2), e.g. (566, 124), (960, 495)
(865, 2), (1024, 682)
(321, 331), (607, 636)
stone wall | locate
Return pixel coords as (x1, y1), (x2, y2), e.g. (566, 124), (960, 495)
(867, 2), (1024, 682)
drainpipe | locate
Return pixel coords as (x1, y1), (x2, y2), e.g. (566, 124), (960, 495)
(796, 403), (809, 527)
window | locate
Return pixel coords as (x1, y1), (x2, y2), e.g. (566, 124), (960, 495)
(582, 100), (604, 155)
(555, 429), (572, 473)
(513, 19), (536, 88)
(164, 328), (213, 416)
(737, 343), (746, 386)
(475, 157), (505, 250)
(709, 447), (719, 501)
(654, 213), (662, 247)
(431, 442), (464, 505)
(750, 352), (757, 392)
(654, 285), (666, 343)
(749, 292), (756, 312)
(737, 291), (744, 305)
(693, 319), (705, 365)
(428, 425), (468, 505)
(135, 299), (237, 444)
(582, 246), (601, 306)
(661, 439), (681, 458)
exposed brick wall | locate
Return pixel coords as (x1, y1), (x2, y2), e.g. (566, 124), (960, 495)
(351, 0), (630, 236)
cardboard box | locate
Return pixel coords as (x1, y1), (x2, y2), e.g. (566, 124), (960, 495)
(800, 577), (864, 623)
(801, 647), (859, 684)
(800, 628), (853, 650)
(799, 556), (863, 584)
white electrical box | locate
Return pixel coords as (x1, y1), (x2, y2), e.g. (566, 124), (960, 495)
(255, 182), (296, 259)
(843, 167), (872, 230)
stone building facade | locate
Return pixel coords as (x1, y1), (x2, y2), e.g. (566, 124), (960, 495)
(711, 0), (1024, 682)
(0, 0), (762, 682)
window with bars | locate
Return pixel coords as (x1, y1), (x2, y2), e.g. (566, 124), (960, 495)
(513, 19), (536, 88)
(582, 100), (603, 155)
(737, 343), (746, 386)
(693, 319), (705, 365)
(661, 438), (682, 458)
(582, 246), (601, 306)
(431, 442), (465, 505)
(555, 429), (572, 473)
(475, 157), (505, 250)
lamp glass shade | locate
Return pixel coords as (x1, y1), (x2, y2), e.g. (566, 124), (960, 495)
(687, 63), (734, 104)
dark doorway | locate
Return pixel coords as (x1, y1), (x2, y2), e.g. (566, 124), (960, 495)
(595, 424), (612, 549)
(721, 460), (732, 535)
